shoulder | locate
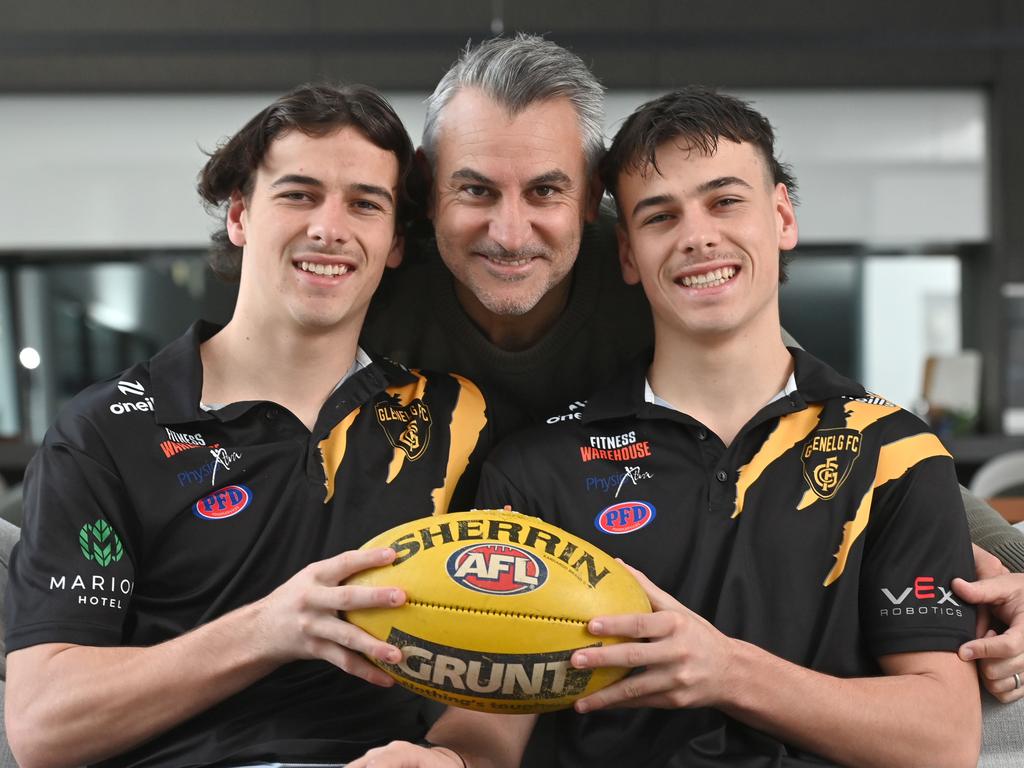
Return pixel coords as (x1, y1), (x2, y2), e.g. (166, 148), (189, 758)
(44, 361), (155, 451)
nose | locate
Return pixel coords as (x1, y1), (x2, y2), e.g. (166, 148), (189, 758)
(307, 196), (352, 246)
(677, 207), (719, 256)
(488, 197), (532, 252)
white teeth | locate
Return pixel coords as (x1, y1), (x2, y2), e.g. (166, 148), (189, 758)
(299, 261), (350, 276)
(680, 266), (736, 288)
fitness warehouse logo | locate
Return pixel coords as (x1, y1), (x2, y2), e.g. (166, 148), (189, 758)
(159, 428), (215, 459)
(879, 576), (963, 618)
(48, 519), (134, 610)
(109, 380), (156, 415)
(579, 431), (652, 463)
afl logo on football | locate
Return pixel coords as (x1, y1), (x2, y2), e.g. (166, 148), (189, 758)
(193, 485), (252, 520)
(595, 501), (656, 534)
(446, 543), (548, 595)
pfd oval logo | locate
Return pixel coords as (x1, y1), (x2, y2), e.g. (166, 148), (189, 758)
(193, 485), (252, 520)
(446, 543), (548, 595)
(595, 501), (656, 534)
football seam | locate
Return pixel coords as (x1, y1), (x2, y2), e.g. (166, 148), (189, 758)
(405, 599), (587, 625)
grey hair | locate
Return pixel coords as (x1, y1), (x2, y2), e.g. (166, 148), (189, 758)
(422, 34), (606, 173)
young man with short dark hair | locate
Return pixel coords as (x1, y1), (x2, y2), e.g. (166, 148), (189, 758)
(354, 87), (982, 768)
(5, 84), (491, 768)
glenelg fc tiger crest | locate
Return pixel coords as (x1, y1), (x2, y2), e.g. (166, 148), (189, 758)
(801, 428), (862, 500)
(375, 397), (432, 460)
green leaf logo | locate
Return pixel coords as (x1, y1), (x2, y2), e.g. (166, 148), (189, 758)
(78, 519), (124, 567)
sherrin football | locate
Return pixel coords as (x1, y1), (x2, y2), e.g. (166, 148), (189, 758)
(345, 509), (651, 713)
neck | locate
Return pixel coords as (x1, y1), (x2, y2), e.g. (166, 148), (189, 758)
(648, 315), (792, 446)
(454, 275), (572, 352)
(200, 309), (361, 429)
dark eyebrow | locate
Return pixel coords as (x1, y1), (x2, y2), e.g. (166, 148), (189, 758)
(631, 193), (677, 219)
(351, 183), (394, 205)
(528, 170), (572, 187)
(696, 176), (754, 195)
(270, 174), (322, 188)
(631, 176), (755, 219)
(450, 168), (495, 186)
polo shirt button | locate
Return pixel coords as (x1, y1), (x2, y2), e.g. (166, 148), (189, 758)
(716, 470), (729, 483)
(265, 408), (278, 420)
(697, 428), (708, 440)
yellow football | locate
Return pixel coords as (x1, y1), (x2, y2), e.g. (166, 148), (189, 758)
(345, 509), (651, 713)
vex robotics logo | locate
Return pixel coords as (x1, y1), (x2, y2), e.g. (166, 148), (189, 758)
(880, 576), (963, 618)
(801, 428), (862, 500)
(446, 543), (548, 595)
(79, 519), (124, 567)
(376, 397), (432, 460)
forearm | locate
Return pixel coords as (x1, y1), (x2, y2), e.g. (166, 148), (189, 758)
(720, 641), (980, 768)
(425, 709), (536, 768)
(6, 600), (281, 768)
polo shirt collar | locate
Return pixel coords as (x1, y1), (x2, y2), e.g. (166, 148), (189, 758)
(149, 321), (417, 426)
(582, 346), (867, 426)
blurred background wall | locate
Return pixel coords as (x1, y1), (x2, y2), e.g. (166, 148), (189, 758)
(1, 0), (1023, 485)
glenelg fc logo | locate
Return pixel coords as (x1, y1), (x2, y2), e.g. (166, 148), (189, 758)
(446, 543), (548, 595)
(801, 428), (862, 500)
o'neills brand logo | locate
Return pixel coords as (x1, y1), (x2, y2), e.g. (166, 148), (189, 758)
(801, 428), (861, 500)
(109, 380), (155, 415)
(160, 428), (211, 459)
(546, 401), (587, 424)
(389, 517), (611, 588)
(375, 397), (432, 460)
(879, 576), (963, 618)
(446, 544), (547, 595)
(79, 519), (124, 567)
(193, 485), (252, 520)
(579, 431), (652, 463)
(381, 628), (593, 701)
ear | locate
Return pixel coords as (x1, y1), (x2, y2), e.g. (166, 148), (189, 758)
(415, 147), (436, 221)
(775, 183), (799, 252)
(386, 234), (404, 269)
(617, 223), (641, 285)
(226, 191), (248, 247)
(584, 169), (604, 223)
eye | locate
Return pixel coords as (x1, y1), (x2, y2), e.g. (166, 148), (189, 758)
(714, 196), (742, 208)
(353, 199), (385, 213)
(278, 190), (314, 203)
(533, 185), (557, 198)
(642, 212), (674, 226)
(460, 185), (491, 198)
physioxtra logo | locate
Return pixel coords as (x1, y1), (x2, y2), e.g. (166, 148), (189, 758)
(446, 543), (548, 595)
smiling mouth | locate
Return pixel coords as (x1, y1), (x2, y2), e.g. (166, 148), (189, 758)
(298, 261), (350, 276)
(676, 266), (737, 289)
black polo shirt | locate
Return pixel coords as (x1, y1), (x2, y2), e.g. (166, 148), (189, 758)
(477, 348), (976, 768)
(6, 322), (495, 768)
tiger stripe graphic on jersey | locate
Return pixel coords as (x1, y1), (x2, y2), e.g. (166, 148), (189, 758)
(822, 431), (950, 586)
(733, 405), (823, 519)
(319, 408), (362, 503)
(431, 373), (487, 515)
